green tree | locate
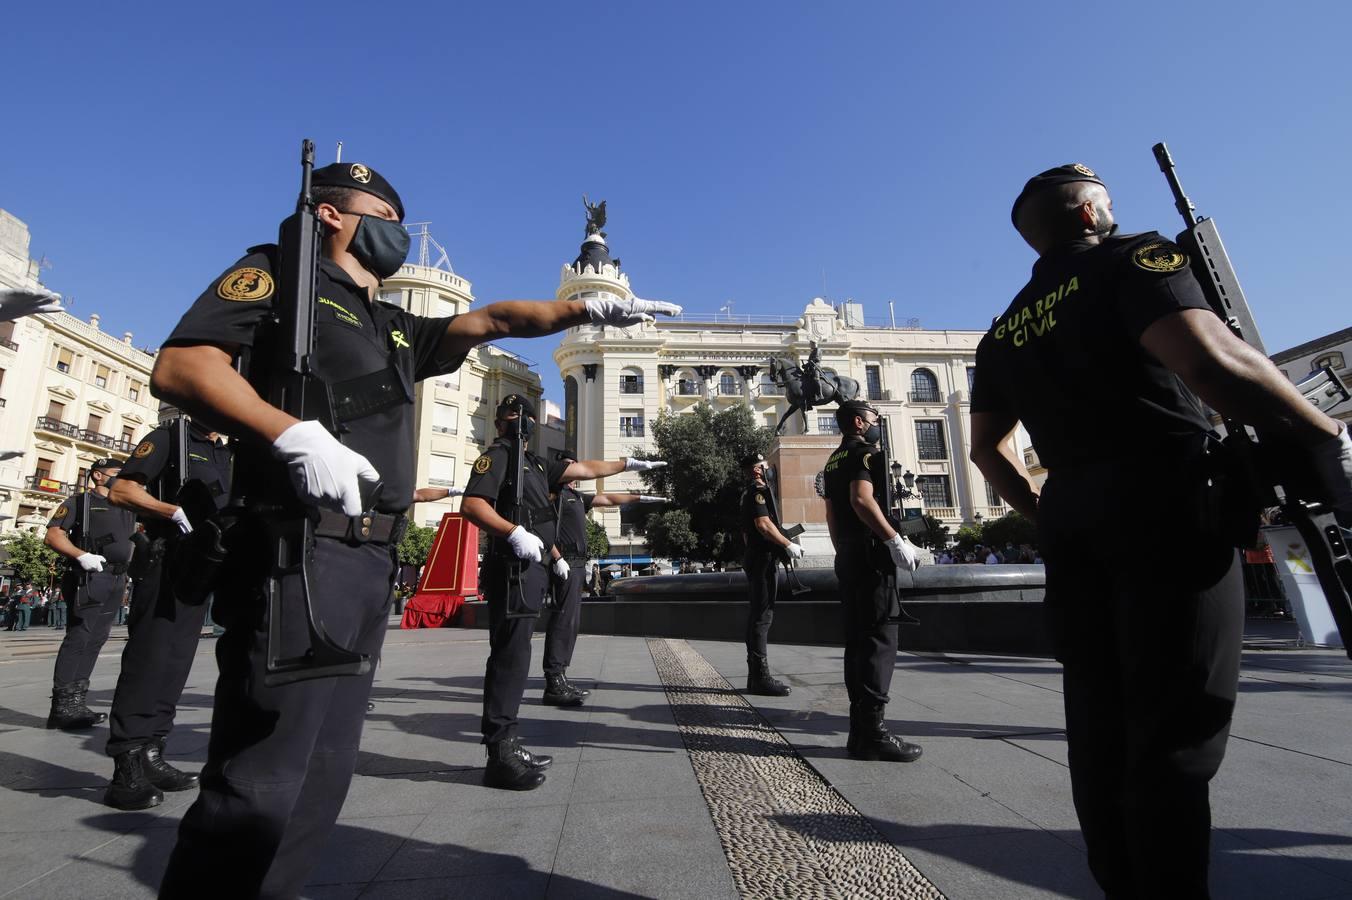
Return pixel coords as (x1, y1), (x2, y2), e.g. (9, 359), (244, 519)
(397, 524), (437, 569)
(911, 515), (950, 550)
(953, 523), (985, 552)
(584, 517), (610, 559)
(980, 510), (1038, 551)
(1, 531), (60, 586)
(637, 403), (773, 563)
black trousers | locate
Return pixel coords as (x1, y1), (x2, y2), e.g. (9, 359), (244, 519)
(480, 557), (547, 744)
(542, 560), (585, 675)
(159, 533), (396, 900)
(52, 571), (127, 687)
(834, 545), (898, 708)
(1040, 463), (1244, 900)
(106, 556), (210, 757)
(744, 551), (778, 659)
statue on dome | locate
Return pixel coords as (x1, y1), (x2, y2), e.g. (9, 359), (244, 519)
(582, 195), (607, 239)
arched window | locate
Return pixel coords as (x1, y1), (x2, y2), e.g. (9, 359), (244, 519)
(676, 369), (701, 397)
(718, 371), (740, 396)
(909, 368), (941, 403)
(620, 366), (645, 395)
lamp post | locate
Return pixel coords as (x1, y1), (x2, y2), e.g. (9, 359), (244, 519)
(889, 461), (919, 513)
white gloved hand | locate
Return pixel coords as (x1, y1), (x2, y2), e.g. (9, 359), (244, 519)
(0, 288), (63, 322)
(885, 533), (920, 572)
(506, 525), (544, 562)
(624, 458), (667, 473)
(1311, 425), (1352, 518)
(636, 494), (668, 503)
(585, 296), (682, 327)
(553, 557), (570, 580)
(170, 507), (193, 534)
(271, 421), (381, 517)
(76, 553), (105, 573)
(446, 486), (464, 497)
(785, 542), (805, 560)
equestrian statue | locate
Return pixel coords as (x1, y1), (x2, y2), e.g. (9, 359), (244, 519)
(766, 342), (860, 435)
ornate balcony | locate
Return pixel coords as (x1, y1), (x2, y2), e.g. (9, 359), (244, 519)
(25, 475), (68, 494)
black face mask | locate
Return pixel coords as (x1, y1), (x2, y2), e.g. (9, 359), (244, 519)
(862, 422), (882, 444)
(504, 417), (535, 440)
(343, 212), (410, 281)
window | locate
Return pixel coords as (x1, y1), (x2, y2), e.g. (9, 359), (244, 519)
(432, 402), (459, 434)
(77, 466), (88, 485)
(54, 346), (74, 374)
(86, 413), (103, 434)
(619, 415), (645, 438)
(378, 289), (404, 307)
(719, 373), (739, 395)
(915, 420), (947, 460)
(121, 426), (135, 445)
(909, 368), (940, 403)
(0, 367), (6, 390)
(620, 372), (644, 394)
(677, 375), (700, 396)
(469, 416), (488, 446)
(428, 454), (457, 487)
(437, 298), (458, 318)
(759, 373), (783, 396)
(46, 400), (66, 422)
(93, 364), (110, 389)
(967, 366), (977, 393)
(866, 365), (883, 401)
(985, 481), (1004, 507)
(34, 458), (54, 480)
(127, 381), (142, 402)
(1313, 353), (1345, 372)
(916, 475), (953, 508)
(816, 415), (840, 435)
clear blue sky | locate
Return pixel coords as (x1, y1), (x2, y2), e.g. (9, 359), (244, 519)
(4, 2), (1348, 406)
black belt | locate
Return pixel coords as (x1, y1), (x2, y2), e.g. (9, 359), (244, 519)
(314, 509), (407, 545)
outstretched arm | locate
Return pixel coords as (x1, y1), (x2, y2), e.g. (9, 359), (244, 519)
(588, 492), (666, 508)
(562, 458), (667, 481)
(439, 296), (684, 359)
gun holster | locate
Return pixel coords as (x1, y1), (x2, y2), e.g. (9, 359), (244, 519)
(171, 518), (231, 606)
(128, 534), (167, 581)
(1188, 433), (1263, 549)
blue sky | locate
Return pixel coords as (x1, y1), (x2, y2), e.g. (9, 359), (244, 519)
(4, 2), (1348, 405)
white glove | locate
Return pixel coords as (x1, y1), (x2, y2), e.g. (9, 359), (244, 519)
(553, 557), (570, 580)
(446, 486), (464, 497)
(0, 288), (63, 322)
(636, 495), (668, 503)
(624, 458), (667, 473)
(76, 553), (105, 573)
(585, 296), (682, 327)
(271, 421), (381, 517)
(170, 507), (193, 534)
(1311, 426), (1352, 518)
(785, 542), (805, 560)
(506, 525), (544, 562)
(885, 533), (919, 572)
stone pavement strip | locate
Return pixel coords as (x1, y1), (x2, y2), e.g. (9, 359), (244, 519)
(0, 618), (1349, 899)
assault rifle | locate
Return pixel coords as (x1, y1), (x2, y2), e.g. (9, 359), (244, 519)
(1154, 142), (1352, 657)
(761, 466), (810, 595)
(874, 416), (920, 624)
(71, 487), (101, 610)
(504, 398), (537, 617)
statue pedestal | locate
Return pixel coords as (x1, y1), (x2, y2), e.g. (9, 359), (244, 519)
(768, 434), (840, 560)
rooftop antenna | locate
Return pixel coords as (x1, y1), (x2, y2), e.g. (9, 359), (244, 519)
(404, 222), (454, 272)
(335, 141), (343, 163)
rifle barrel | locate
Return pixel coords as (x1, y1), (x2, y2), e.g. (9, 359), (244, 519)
(1152, 142), (1197, 229)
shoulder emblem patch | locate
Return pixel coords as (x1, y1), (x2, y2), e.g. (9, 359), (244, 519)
(217, 267), (275, 302)
(473, 456), (492, 475)
(754, 492), (767, 505)
(1131, 240), (1189, 274)
(133, 440), (155, 459)
(862, 453), (873, 468)
(54, 505), (69, 519)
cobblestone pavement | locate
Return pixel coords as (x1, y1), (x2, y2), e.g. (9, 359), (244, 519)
(0, 618), (1349, 898)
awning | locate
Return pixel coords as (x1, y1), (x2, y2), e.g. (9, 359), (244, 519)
(597, 556), (654, 565)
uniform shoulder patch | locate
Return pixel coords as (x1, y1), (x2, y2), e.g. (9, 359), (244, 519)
(754, 492), (767, 505)
(217, 266), (275, 302)
(1131, 239), (1189, 274)
(473, 455), (493, 474)
(54, 505), (69, 519)
(133, 440), (155, 459)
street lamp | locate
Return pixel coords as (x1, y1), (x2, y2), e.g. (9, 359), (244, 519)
(889, 461), (918, 503)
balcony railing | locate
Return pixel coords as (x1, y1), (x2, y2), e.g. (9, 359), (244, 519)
(757, 383), (785, 396)
(620, 381), (644, 394)
(36, 416), (80, 438)
(619, 427), (646, 438)
(978, 505), (1010, 520)
(908, 390), (943, 403)
(0, 338), (17, 352)
(926, 506), (959, 520)
(675, 382), (701, 396)
(25, 475), (68, 494)
(867, 389), (892, 402)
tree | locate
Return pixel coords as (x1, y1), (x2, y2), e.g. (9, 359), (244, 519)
(637, 403), (773, 563)
(953, 523), (985, 552)
(397, 524), (437, 569)
(584, 517), (610, 559)
(911, 515), (950, 550)
(980, 510), (1038, 550)
(1, 531), (60, 586)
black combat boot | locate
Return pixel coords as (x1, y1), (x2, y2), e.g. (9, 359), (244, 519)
(847, 704), (922, 763)
(515, 741), (553, 770)
(746, 655), (791, 697)
(143, 739), (199, 791)
(559, 671), (590, 698)
(845, 701), (864, 756)
(542, 672), (584, 707)
(46, 680), (106, 730)
(484, 737), (547, 791)
(104, 747), (164, 810)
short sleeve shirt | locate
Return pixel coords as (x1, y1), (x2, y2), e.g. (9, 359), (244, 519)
(464, 439), (570, 553)
(48, 491), (136, 564)
(554, 486), (595, 558)
(971, 231), (1213, 470)
(164, 249), (466, 512)
(739, 482), (782, 554)
(822, 436), (876, 545)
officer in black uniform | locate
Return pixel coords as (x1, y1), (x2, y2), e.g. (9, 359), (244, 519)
(100, 417), (233, 810)
(541, 451), (666, 706)
(971, 163), (1352, 898)
(150, 159), (680, 897)
(821, 401), (922, 763)
(462, 397), (666, 789)
(738, 451), (801, 696)
(43, 458), (135, 730)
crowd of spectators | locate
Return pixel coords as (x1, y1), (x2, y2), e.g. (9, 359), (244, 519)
(933, 543), (1042, 565)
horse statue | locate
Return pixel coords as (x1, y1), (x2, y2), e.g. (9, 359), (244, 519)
(767, 342), (861, 435)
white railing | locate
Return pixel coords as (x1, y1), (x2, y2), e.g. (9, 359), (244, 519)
(926, 507), (959, 520)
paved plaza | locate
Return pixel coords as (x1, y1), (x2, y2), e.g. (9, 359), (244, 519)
(1, 617), (1349, 898)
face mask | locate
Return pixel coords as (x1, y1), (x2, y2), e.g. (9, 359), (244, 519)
(504, 417), (535, 440)
(862, 422), (882, 444)
(344, 212), (410, 280)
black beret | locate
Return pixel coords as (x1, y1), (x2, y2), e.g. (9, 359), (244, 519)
(90, 457), (123, 471)
(495, 394), (537, 419)
(739, 452), (767, 469)
(312, 162), (405, 221)
(1010, 163), (1105, 227)
(836, 400), (879, 418)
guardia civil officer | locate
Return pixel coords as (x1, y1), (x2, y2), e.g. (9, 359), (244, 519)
(150, 159), (680, 897)
(970, 164), (1352, 898)
(43, 458), (135, 730)
(99, 417), (233, 810)
(540, 451), (666, 706)
(462, 398), (666, 788)
(821, 401), (922, 762)
(738, 451), (802, 696)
